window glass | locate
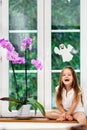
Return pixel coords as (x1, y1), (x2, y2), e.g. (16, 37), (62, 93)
(9, 0), (37, 110)
(51, 0), (80, 108)
(52, 0), (80, 29)
(9, 33), (37, 70)
(52, 32), (80, 70)
(52, 73), (80, 108)
(9, 0), (37, 30)
(9, 73), (37, 110)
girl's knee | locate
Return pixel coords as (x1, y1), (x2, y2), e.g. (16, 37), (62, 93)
(73, 112), (87, 124)
(79, 117), (87, 125)
(76, 116), (87, 124)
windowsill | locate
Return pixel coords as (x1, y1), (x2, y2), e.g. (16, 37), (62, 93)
(0, 117), (79, 130)
(0, 117), (78, 123)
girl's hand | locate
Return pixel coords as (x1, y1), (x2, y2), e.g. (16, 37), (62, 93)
(60, 112), (66, 118)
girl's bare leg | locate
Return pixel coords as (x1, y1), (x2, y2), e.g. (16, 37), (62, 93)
(45, 110), (63, 120)
(56, 116), (66, 121)
(73, 112), (87, 125)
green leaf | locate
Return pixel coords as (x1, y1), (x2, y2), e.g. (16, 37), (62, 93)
(27, 99), (37, 115)
(0, 97), (22, 103)
(27, 98), (45, 116)
(0, 97), (45, 116)
(16, 104), (23, 110)
(35, 101), (45, 116)
(9, 102), (18, 111)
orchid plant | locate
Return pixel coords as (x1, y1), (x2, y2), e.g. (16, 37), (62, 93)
(0, 37), (45, 116)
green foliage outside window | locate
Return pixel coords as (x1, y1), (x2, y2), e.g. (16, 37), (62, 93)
(51, 0), (80, 108)
(51, 32), (80, 70)
(9, 0), (37, 110)
(52, 0), (80, 29)
(9, 0), (37, 30)
(52, 73), (80, 109)
(9, 0), (80, 109)
(9, 73), (37, 110)
(9, 33), (37, 70)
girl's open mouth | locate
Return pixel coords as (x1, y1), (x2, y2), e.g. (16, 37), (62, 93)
(65, 79), (69, 81)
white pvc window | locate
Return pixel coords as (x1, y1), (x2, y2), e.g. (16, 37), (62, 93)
(0, 0), (87, 117)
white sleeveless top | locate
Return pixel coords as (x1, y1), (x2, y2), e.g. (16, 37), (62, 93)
(56, 86), (84, 113)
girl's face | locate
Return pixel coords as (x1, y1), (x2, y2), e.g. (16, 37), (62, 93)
(62, 68), (73, 87)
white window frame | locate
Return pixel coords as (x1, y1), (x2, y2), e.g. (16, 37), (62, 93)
(0, 0), (87, 117)
(1, 0), (10, 116)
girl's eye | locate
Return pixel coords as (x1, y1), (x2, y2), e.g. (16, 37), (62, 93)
(62, 74), (72, 76)
(68, 74), (71, 76)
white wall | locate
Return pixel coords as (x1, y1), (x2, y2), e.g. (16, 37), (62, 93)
(81, 0), (87, 116)
(0, 0), (2, 115)
(0, 0), (1, 36)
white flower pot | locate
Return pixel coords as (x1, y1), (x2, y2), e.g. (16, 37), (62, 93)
(17, 104), (31, 117)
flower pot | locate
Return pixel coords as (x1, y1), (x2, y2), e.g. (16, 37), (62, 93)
(17, 104), (31, 118)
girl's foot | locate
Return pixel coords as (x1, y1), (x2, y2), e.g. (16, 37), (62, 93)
(66, 115), (73, 121)
(56, 116), (65, 121)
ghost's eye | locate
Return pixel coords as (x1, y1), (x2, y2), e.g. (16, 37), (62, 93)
(61, 46), (64, 49)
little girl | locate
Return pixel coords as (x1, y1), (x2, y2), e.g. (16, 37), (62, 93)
(45, 66), (87, 124)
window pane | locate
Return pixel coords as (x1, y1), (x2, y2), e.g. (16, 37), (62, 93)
(9, 33), (37, 70)
(52, 32), (80, 70)
(51, 0), (80, 109)
(51, 0), (80, 29)
(9, 73), (37, 110)
(9, 0), (37, 110)
(52, 72), (80, 108)
(9, 0), (37, 30)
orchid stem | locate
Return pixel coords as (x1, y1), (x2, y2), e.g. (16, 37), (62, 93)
(10, 61), (19, 98)
(25, 48), (28, 103)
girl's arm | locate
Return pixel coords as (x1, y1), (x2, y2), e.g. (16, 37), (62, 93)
(66, 94), (81, 115)
(55, 87), (66, 113)
(56, 101), (66, 113)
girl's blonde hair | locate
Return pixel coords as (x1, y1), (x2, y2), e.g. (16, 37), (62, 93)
(56, 66), (83, 105)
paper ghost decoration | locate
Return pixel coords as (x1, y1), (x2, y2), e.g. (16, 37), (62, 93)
(54, 44), (73, 62)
